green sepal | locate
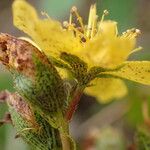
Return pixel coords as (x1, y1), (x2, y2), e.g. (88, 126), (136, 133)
(60, 52), (88, 81)
(59, 52), (124, 87)
(49, 56), (71, 70)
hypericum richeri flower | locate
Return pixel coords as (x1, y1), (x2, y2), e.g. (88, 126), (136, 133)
(12, 0), (150, 104)
(2, 1), (149, 149)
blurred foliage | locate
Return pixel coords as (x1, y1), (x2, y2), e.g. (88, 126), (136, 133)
(126, 81), (150, 126)
(95, 127), (126, 150)
(126, 83), (145, 126)
(0, 73), (29, 150)
(136, 126), (150, 150)
(0, 73), (13, 149)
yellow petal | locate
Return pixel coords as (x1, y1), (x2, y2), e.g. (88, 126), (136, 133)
(98, 21), (118, 37)
(85, 78), (127, 103)
(102, 61), (150, 85)
(13, 0), (38, 33)
(13, 0), (81, 57)
(101, 36), (136, 68)
(82, 31), (136, 68)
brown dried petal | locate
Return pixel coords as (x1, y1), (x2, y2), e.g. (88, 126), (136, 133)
(0, 33), (42, 77)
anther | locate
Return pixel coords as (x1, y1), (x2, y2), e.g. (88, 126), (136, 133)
(131, 28), (141, 37)
(41, 11), (50, 19)
(77, 27), (84, 33)
(70, 6), (84, 31)
(135, 29), (141, 35)
(122, 28), (141, 38)
(103, 10), (109, 15)
(71, 6), (77, 13)
(100, 9), (109, 22)
(63, 21), (69, 28)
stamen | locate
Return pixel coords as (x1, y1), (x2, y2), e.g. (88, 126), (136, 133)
(135, 29), (141, 35)
(71, 6), (77, 13)
(87, 4), (97, 38)
(130, 28), (141, 37)
(63, 21), (87, 42)
(69, 12), (73, 25)
(41, 11), (50, 19)
(129, 46), (143, 55)
(91, 15), (98, 38)
(123, 28), (141, 38)
(63, 21), (75, 31)
(63, 21), (69, 28)
(100, 9), (109, 22)
(97, 10), (109, 35)
(71, 6), (84, 31)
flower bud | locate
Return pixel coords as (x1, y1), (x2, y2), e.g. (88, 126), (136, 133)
(6, 92), (62, 150)
(0, 34), (67, 127)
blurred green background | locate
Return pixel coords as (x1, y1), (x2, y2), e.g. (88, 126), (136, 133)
(0, 0), (150, 149)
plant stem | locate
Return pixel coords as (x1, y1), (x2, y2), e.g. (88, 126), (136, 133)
(66, 90), (83, 121)
(60, 122), (71, 150)
(60, 87), (84, 149)
(60, 132), (71, 150)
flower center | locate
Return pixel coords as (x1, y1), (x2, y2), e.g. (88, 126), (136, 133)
(63, 5), (109, 43)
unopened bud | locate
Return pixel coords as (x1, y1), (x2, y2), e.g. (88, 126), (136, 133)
(6, 92), (62, 149)
(0, 34), (67, 128)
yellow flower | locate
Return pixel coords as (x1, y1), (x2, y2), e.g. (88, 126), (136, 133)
(13, 0), (150, 103)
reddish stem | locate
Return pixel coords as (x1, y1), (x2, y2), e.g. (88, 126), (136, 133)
(65, 91), (83, 121)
